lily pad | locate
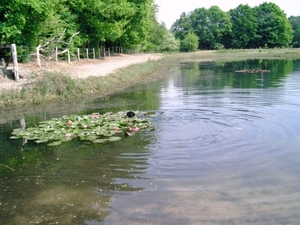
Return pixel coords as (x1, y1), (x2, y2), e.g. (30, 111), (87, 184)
(10, 136), (20, 139)
(11, 110), (155, 146)
(93, 139), (109, 144)
(35, 139), (49, 144)
(47, 141), (62, 146)
(109, 136), (122, 142)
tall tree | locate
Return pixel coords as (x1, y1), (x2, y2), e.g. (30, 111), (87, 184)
(189, 6), (232, 49)
(254, 2), (293, 48)
(229, 4), (258, 49)
(188, 7), (210, 49)
(0, 0), (174, 52)
(0, 0), (53, 46)
(146, 20), (169, 52)
(118, 0), (154, 48)
(67, 0), (137, 47)
(171, 12), (193, 41)
(288, 16), (300, 48)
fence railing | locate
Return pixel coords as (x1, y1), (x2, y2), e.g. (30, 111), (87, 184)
(1, 44), (143, 82)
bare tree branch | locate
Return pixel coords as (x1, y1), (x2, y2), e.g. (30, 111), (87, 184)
(35, 29), (79, 68)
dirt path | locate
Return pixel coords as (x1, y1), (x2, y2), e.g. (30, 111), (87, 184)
(0, 53), (162, 90)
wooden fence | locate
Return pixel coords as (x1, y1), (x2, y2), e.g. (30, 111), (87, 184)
(0, 44), (19, 82)
(1, 44), (142, 82)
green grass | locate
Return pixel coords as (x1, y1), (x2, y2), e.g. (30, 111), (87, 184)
(0, 56), (176, 110)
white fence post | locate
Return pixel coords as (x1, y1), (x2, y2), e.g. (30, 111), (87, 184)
(67, 48), (70, 64)
(55, 47), (58, 63)
(11, 44), (19, 82)
(36, 45), (42, 69)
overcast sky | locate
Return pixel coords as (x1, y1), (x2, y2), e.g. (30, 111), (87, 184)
(154, 0), (299, 28)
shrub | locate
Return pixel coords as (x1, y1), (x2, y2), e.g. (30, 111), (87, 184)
(180, 32), (199, 52)
(159, 32), (180, 52)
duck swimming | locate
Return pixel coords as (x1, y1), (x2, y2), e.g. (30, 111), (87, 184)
(126, 111), (136, 118)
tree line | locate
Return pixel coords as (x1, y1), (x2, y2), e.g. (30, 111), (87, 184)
(0, 0), (174, 58)
(0, 1), (299, 57)
(171, 2), (300, 51)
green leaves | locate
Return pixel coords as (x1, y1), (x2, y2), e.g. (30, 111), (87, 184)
(180, 32), (199, 52)
(173, 6), (232, 50)
(289, 16), (300, 48)
(172, 2), (293, 50)
(0, 0), (157, 49)
(229, 4), (258, 49)
(254, 2), (293, 48)
(0, 0), (52, 45)
(11, 111), (154, 146)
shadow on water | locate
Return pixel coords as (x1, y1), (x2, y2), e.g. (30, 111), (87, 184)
(1, 58), (300, 224)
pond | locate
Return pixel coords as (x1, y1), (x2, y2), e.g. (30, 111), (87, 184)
(1, 58), (300, 225)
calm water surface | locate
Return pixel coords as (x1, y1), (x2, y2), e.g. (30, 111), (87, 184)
(1, 59), (300, 225)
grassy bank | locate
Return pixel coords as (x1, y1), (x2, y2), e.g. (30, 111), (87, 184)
(0, 56), (176, 110)
(1, 48), (300, 110)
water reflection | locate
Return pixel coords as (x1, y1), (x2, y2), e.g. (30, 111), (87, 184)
(0, 129), (153, 224)
(179, 59), (295, 90)
(1, 59), (300, 224)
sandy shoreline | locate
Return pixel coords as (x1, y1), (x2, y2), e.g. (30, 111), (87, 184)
(0, 53), (163, 90)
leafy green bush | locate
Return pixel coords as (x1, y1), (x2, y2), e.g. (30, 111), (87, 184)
(214, 43), (225, 50)
(159, 32), (180, 52)
(180, 32), (199, 52)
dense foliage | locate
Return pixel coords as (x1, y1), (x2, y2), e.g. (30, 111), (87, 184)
(171, 2), (295, 50)
(288, 16), (300, 48)
(0, 0), (170, 52)
(0, 1), (298, 53)
(180, 32), (199, 52)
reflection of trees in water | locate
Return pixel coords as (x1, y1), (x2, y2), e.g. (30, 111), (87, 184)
(228, 59), (294, 88)
(178, 59), (296, 90)
(0, 121), (152, 224)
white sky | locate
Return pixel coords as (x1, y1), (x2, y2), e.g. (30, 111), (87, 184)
(155, 0), (299, 28)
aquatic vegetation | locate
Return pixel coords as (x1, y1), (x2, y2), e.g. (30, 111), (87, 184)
(235, 69), (271, 73)
(11, 111), (154, 146)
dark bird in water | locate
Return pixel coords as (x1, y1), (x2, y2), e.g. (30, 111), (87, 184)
(126, 111), (135, 118)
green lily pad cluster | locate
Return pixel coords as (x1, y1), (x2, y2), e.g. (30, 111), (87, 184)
(11, 111), (153, 146)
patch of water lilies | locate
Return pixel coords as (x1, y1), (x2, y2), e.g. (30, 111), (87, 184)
(11, 111), (155, 146)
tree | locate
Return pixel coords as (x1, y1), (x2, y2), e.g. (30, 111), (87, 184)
(0, 0), (53, 46)
(189, 6), (232, 49)
(146, 20), (169, 52)
(119, 0), (154, 48)
(67, 0), (137, 47)
(229, 4), (258, 49)
(254, 2), (293, 48)
(180, 32), (199, 52)
(188, 8), (210, 49)
(159, 32), (180, 52)
(208, 6), (232, 49)
(171, 12), (193, 41)
(0, 0), (171, 53)
(288, 16), (300, 48)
